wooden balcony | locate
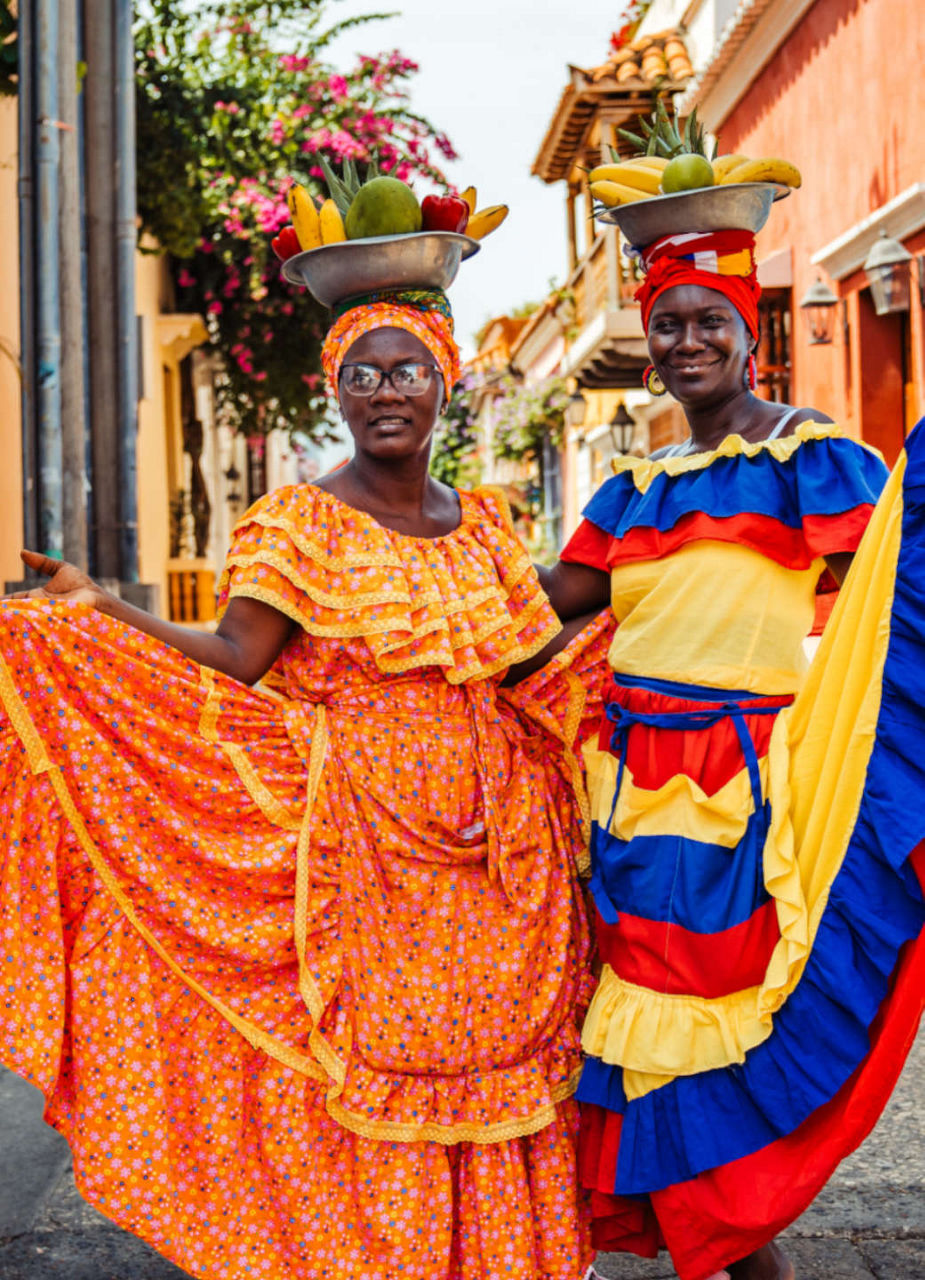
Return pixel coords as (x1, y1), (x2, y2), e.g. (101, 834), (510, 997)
(561, 227), (649, 390)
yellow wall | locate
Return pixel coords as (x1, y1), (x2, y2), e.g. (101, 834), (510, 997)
(136, 248), (173, 612)
(0, 97), (23, 585)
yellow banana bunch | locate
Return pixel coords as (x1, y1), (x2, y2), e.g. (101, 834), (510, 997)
(590, 179), (650, 207)
(319, 198), (347, 244)
(466, 204), (508, 240)
(286, 183), (322, 250)
(711, 154), (749, 182)
(460, 186), (478, 215)
(718, 157), (802, 188)
(589, 160), (664, 195)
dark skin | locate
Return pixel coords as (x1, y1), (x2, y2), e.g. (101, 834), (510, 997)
(538, 282), (851, 628)
(8, 325), (587, 685)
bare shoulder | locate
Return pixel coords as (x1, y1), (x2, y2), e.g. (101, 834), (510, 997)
(774, 405), (835, 438)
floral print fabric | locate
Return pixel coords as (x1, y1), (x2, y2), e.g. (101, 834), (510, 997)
(0, 484), (612, 1279)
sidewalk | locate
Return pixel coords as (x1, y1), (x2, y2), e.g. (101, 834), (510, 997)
(1, 1034), (923, 1279)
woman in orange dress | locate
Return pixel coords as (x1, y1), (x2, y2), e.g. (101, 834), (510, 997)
(0, 291), (610, 1280)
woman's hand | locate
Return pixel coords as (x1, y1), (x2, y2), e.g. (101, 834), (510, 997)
(6, 550), (111, 609)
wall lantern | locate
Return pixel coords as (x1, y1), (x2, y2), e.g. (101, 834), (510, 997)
(609, 403), (636, 455)
(565, 389), (588, 428)
(799, 276), (839, 345)
(863, 229), (912, 315)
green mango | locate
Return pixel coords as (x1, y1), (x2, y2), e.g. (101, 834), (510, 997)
(344, 176), (423, 239)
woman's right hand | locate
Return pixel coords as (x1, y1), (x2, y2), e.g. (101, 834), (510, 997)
(5, 550), (111, 610)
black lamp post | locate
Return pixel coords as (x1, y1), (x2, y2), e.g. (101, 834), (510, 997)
(863, 230), (913, 316)
(609, 403), (635, 455)
(799, 276), (839, 344)
(565, 389), (587, 429)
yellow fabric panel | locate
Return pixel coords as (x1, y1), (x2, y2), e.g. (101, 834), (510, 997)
(609, 421), (879, 494)
(583, 742), (764, 848)
(607, 541), (821, 695)
(581, 459), (904, 1083)
(582, 964), (768, 1086)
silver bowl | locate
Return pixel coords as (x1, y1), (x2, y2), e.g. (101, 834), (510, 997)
(595, 182), (790, 246)
(282, 231), (480, 307)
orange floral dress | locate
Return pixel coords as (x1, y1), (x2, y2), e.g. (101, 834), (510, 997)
(0, 484), (611, 1280)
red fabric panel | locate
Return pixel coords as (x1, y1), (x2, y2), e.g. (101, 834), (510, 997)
(560, 518), (612, 572)
(597, 900), (781, 999)
(803, 506), (874, 558)
(595, 691), (788, 795)
(609, 510), (811, 570)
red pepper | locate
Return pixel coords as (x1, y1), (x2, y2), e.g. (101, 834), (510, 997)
(421, 194), (470, 235)
(271, 226), (303, 261)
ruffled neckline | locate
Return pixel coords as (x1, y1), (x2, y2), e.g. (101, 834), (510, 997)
(613, 421), (851, 494)
(220, 483), (561, 685)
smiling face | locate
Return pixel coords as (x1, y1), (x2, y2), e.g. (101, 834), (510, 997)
(646, 284), (756, 405)
(337, 326), (444, 463)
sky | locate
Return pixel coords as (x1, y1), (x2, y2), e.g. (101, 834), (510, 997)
(323, 0), (629, 356)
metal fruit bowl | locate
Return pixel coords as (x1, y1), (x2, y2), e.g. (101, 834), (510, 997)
(282, 231), (480, 307)
(595, 182), (791, 246)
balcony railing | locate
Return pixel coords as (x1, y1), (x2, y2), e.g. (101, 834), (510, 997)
(568, 227), (643, 331)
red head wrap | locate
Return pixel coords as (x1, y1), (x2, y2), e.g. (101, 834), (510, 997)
(634, 230), (761, 338)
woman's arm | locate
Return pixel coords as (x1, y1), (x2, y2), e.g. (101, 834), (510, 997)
(535, 561), (611, 621)
(824, 552), (853, 587)
(12, 551), (294, 685)
(501, 607), (608, 686)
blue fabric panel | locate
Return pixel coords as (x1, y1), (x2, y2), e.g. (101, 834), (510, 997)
(579, 419), (925, 1195)
(589, 809), (771, 934)
(582, 437), (888, 539)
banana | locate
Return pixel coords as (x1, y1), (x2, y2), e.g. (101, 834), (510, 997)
(722, 157), (802, 188)
(590, 179), (650, 207)
(465, 204), (508, 240)
(459, 186), (477, 215)
(588, 163), (662, 194)
(629, 155), (669, 171)
(319, 198), (347, 244)
(712, 153), (749, 182)
(286, 183), (322, 250)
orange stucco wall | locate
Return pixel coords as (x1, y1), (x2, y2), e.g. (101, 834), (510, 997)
(717, 0), (925, 461)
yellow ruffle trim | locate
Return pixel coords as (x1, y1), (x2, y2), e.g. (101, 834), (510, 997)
(581, 457), (906, 1092)
(584, 744), (765, 849)
(612, 421), (881, 493)
(217, 485), (562, 686)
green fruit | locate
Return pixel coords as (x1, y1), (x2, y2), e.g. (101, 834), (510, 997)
(344, 176), (422, 239)
(661, 154), (716, 194)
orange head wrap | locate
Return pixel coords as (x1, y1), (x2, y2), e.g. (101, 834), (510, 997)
(321, 289), (462, 400)
(634, 230), (761, 338)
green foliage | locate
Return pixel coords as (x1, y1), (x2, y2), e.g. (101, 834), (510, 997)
(491, 376), (569, 464)
(430, 375), (480, 488)
(135, 0), (457, 441)
(0, 1), (16, 98)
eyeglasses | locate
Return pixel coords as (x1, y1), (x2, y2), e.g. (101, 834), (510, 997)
(339, 362), (442, 398)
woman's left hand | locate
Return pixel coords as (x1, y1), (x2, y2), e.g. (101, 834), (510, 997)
(4, 550), (111, 609)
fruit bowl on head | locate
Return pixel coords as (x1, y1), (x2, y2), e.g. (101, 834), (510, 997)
(282, 231), (480, 308)
(595, 181), (789, 246)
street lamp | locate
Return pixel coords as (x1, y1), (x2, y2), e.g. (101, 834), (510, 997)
(863, 229), (912, 316)
(799, 276), (839, 345)
(609, 403), (635, 455)
(565, 389), (587, 428)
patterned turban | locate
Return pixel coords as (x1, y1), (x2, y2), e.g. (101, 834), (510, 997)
(321, 289), (462, 398)
(634, 230), (761, 338)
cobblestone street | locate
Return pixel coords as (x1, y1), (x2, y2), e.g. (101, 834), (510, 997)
(1, 1033), (922, 1279)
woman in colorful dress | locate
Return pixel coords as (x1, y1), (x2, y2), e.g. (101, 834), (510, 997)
(0, 290), (612, 1280)
(538, 228), (925, 1280)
